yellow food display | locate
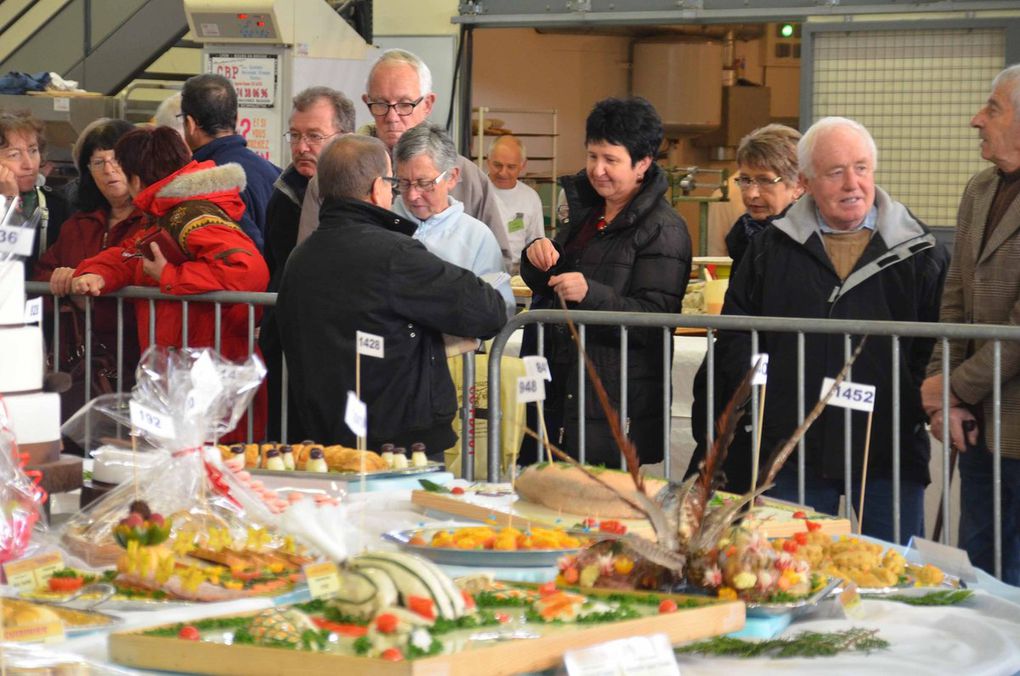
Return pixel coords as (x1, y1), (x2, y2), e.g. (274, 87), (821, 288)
(772, 532), (946, 589)
(411, 526), (583, 551)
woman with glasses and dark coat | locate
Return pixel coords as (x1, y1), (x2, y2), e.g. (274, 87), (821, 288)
(520, 96), (692, 467)
(723, 124), (803, 267)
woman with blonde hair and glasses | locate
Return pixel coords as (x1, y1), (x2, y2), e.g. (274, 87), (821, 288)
(725, 123), (803, 267)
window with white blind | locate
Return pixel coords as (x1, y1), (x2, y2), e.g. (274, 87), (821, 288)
(809, 28), (1004, 228)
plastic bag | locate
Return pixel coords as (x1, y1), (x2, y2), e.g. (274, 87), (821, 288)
(0, 401), (48, 567)
(0, 642), (136, 673)
(57, 346), (278, 567)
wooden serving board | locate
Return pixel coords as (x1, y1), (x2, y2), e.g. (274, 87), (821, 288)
(109, 596), (744, 675)
(411, 490), (851, 540)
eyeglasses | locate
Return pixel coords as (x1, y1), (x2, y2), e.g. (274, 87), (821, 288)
(284, 131), (340, 147)
(88, 157), (120, 171)
(378, 176), (400, 194)
(396, 170), (448, 195)
(366, 97), (424, 117)
(735, 175), (785, 191)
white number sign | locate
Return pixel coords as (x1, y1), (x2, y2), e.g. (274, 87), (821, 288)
(516, 375), (546, 403)
(522, 355), (552, 381)
(356, 330), (385, 358)
(751, 353), (769, 386)
(820, 377), (877, 412)
(129, 400), (176, 438)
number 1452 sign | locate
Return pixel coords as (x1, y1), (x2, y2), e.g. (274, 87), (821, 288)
(820, 377), (876, 412)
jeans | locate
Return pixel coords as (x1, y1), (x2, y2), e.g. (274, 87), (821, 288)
(768, 465), (926, 545)
(958, 449), (1020, 586)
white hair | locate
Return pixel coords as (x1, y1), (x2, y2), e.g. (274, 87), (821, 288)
(992, 64), (1020, 119)
(487, 134), (527, 162)
(798, 116), (877, 179)
(367, 49), (433, 97)
(153, 92), (184, 135)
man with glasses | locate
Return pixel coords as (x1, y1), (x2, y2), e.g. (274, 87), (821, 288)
(180, 73), (280, 251)
(698, 117), (948, 544)
(0, 111), (70, 276)
(260, 87), (356, 441)
(295, 49), (511, 270)
(277, 135), (507, 453)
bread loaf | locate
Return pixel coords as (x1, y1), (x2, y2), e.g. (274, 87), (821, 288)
(514, 463), (667, 519)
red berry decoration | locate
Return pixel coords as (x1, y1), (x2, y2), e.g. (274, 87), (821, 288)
(178, 625), (200, 641)
(658, 599), (678, 614)
(805, 520), (822, 532)
(451, 486), (466, 495)
(381, 648), (404, 662)
(375, 613), (398, 634)
(792, 510), (807, 519)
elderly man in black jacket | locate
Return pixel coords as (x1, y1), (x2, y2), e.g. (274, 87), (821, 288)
(277, 135), (507, 453)
(689, 116), (948, 544)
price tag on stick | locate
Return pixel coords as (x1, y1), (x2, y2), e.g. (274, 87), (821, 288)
(129, 400), (176, 438)
(303, 561), (341, 599)
(820, 377), (877, 412)
(23, 297), (41, 324)
(522, 355), (552, 381)
(356, 330), (385, 358)
(344, 391), (367, 438)
(751, 353), (769, 385)
(516, 375), (546, 404)
(0, 224), (35, 257)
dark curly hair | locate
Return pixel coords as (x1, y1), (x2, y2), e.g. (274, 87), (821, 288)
(115, 126), (191, 188)
(74, 119), (136, 212)
(585, 97), (663, 165)
(181, 73), (238, 136)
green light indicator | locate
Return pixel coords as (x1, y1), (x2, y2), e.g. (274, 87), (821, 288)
(781, 23), (795, 38)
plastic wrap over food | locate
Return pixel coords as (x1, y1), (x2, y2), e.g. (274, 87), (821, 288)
(57, 347), (280, 566)
(0, 402), (48, 567)
(0, 643), (136, 673)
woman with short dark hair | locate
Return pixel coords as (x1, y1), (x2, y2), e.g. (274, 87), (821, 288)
(71, 126), (269, 442)
(32, 118), (146, 414)
(520, 97), (692, 466)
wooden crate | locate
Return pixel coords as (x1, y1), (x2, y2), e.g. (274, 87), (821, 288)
(109, 596), (744, 675)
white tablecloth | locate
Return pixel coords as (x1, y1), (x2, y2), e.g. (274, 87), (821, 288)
(33, 485), (1020, 675)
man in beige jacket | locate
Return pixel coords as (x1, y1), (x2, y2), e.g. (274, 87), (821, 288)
(922, 64), (1020, 585)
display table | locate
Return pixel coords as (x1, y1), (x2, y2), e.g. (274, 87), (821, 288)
(28, 484), (1020, 675)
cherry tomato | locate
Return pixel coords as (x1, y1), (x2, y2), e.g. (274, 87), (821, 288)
(792, 511), (808, 519)
(562, 566), (580, 584)
(806, 521), (823, 532)
(782, 540), (799, 553)
(538, 581), (557, 597)
(598, 520), (627, 535)
(375, 613), (399, 634)
(793, 531), (808, 546)
(381, 648), (404, 662)
(408, 595), (436, 620)
(48, 576), (84, 593)
(178, 625), (200, 641)
(658, 599), (678, 614)
(451, 486), (466, 495)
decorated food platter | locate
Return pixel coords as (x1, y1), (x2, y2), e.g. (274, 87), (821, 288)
(2, 597), (121, 637)
(383, 524), (588, 567)
(250, 462), (444, 481)
(108, 571), (745, 676)
(744, 577), (842, 618)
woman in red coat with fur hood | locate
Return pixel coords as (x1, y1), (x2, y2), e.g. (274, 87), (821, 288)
(71, 126), (269, 443)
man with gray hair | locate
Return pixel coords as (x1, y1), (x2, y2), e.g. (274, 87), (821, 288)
(921, 64), (1020, 584)
(295, 48), (511, 269)
(699, 116), (947, 544)
(276, 135), (507, 452)
(487, 134), (545, 274)
(261, 86), (356, 441)
(393, 123), (514, 315)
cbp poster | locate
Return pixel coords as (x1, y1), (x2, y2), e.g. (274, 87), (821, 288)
(206, 52), (282, 164)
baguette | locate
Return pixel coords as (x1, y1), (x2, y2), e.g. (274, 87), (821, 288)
(514, 462), (667, 519)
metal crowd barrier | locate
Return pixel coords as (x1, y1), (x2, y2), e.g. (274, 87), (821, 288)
(24, 282), (479, 468)
(487, 309), (1020, 581)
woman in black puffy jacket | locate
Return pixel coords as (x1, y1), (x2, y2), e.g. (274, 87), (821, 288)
(521, 97), (692, 466)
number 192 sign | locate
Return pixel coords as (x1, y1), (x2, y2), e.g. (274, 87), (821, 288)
(820, 377), (876, 412)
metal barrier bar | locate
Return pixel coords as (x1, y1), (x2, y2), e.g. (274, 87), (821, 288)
(537, 322), (545, 461)
(941, 338), (951, 545)
(662, 327), (671, 480)
(485, 308), (1020, 581)
(578, 324), (586, 465)
(181, 300), (189, 348)
(993, 340), (1002, 579)
(461, 351), (475, 481)
(844, 334), (853, 526)
(619, 325), (628, 470)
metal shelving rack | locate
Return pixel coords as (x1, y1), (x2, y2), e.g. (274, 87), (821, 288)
(472, 106), (559, 234)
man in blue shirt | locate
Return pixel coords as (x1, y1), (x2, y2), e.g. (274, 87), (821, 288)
(180, 73), (280, 250)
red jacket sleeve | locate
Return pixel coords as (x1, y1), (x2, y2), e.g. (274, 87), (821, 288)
(158, 225), (269, 295)
(73, 228), (148, 292)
